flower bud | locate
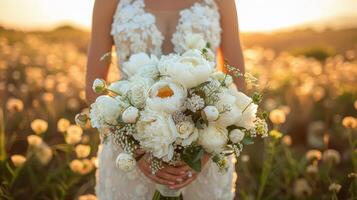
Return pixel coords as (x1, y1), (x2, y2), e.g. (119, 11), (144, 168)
(75, 113), (89, 128)
(92, 78), (107, 94)
(122, 106), (139, 123)
(229, 129), (245, 143)
(202, 106), (219, 121)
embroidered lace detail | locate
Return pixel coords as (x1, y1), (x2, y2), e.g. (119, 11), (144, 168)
(172, 0), (221, 54)
(111, 0), (164, 65)
(111, 0), (221, 64)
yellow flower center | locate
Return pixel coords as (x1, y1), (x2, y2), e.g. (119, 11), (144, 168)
(157, 86), (174, 98)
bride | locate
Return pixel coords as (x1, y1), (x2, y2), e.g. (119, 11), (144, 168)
(85, 0), (244, 199)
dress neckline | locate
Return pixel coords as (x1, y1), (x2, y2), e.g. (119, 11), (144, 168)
(141, 0), (204, 54)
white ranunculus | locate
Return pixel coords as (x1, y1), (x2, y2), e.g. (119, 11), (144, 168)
(115, 152), (136, 172)
(229, 88), (258, 130)
(146, 79), (187, 114)
(202, 106), (219, 121)
(198, 123), (228, 154)
(122, 106), (139, 123)
(166, 49), (214, 88)
(122, 53), (158, 77)
(108, 80), (131, 95)
(89, 95), (128, 128)
(128, 76), (154, 108)
(92, 78), (107, 93)
(210, 71), (233, 86)
(215, 91), (242, 127)
(183, 33), (206, 51)
(229, 129), (245, 143)
(135, 110), (178, 161)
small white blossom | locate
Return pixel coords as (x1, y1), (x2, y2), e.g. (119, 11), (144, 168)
(122, 106), (139, 123)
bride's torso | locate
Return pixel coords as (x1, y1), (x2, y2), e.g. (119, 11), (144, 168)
(111, 0), (221, 67)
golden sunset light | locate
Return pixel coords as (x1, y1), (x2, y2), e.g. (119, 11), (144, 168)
(0, 0), (356, 32)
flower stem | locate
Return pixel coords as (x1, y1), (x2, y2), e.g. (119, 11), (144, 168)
(152, 190), (182, 200)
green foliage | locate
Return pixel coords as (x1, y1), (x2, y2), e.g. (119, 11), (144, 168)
(181, 146), (205, 172)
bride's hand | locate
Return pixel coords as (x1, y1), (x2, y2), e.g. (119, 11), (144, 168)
(137, 154), (188, 186)
(167, 154), (210, 190)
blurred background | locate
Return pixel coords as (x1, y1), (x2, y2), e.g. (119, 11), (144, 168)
(0, 0), (356, 200)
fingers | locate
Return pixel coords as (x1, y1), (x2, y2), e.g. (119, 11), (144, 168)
(169, 173), (198, 190)
(156, 170), (184, 183)
(161, 165), (189, 176)
(146, 173), (176, 186)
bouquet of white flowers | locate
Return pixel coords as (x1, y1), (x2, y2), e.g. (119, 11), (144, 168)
(76, 34), (268, 199)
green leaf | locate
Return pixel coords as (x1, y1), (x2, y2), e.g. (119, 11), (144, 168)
(242, 137), (254, 145)
(181, 146), (204, 172)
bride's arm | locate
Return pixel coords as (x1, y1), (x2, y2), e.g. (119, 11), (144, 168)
(85, 0), (119, 103)
(217, 0), (245, 91)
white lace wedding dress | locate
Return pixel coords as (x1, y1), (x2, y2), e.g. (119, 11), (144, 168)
(95, 0), (237, 199)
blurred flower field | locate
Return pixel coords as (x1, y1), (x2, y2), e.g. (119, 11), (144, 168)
(0, 28), (356, 200)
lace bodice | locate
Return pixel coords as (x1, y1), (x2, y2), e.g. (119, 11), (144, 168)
(111, 0), (222, 66)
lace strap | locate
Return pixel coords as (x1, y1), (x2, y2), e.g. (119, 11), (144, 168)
(203, 0), (218, 9)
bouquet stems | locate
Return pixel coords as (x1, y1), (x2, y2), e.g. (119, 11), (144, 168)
(152, 190), (182, 200)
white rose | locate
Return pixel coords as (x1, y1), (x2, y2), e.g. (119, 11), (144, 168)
(198, 123), (228, 154)
(176, 121), (195, 139)
(229, 88), (258, 130)
(108, 80), (131, 95)
(128, 76), (154, 108)
(183, 33), (206, 51)
(115, 152), (136, 172)
(202, 106), (219, 121)
(210, 71), (233, 86)
(166, 49), (214, 88)
(92, 78), (107, 93)
(135, 110), (178, 161)
(229, 129), (245, 143)
(146, 79), (187, 114)
(123, 53), (158, 77)
(215, 91), (242, 127)
(90, 95), (128, 128)
(122, 106), (139, 123)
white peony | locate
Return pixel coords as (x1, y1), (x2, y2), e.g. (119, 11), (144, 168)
(108, 80), (131, 95)
(92, 78), (107, 93)
(229, 88), (258, 130)
(115, 152), (136, 172)
(122, 106), (139, 123)
(146, 79), (187, 114)
(166, 49), (214, 88)
(135, 110), (178, 161)
(89, 95), (128, 128)
(183, 33), (206, 51)
(198, 123), (228, 154)
(128, 76), (154, 108)
(229, 129), (245, 143)
(202, 106), (219, 121)
(122, 53), (158, 77)
(157, 54), (179, 76)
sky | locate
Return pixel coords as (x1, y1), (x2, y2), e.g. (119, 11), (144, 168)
(0, 0), (356, 32)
